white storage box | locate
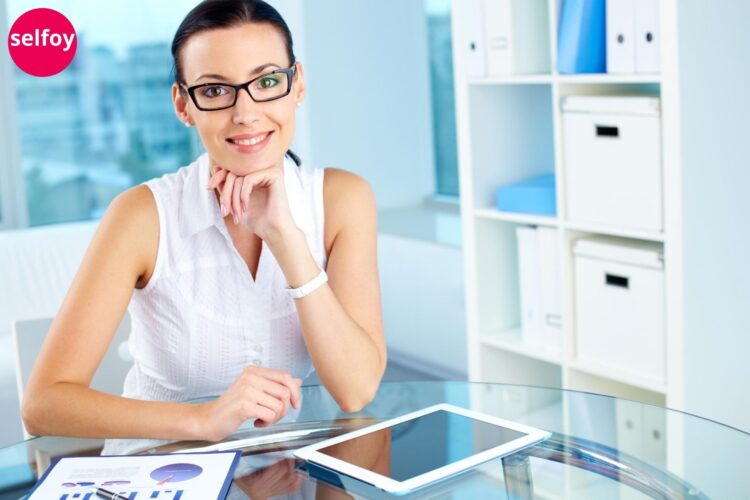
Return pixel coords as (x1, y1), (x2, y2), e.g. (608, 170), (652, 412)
(483, 0), (550, 76)
(574, 236), (665, 383)
(562, 96), (663, 232)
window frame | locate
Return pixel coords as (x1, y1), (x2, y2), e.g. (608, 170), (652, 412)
(0, 0), (27, 229)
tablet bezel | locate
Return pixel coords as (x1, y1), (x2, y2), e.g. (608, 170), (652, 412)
(294, 403), (551, 495)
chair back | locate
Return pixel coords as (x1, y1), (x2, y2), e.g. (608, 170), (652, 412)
(11, 314), (133, 439)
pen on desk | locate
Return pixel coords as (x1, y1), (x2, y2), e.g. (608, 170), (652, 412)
(93, 487), (130, 500)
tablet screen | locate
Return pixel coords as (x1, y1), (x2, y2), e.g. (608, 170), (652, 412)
(317, 409), (528, 481)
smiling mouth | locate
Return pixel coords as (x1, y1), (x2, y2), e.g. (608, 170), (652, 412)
(227, 132), (271, 146)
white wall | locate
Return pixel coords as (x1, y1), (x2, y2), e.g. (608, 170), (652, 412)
(679, 1), (750, 431)
(267, 0), (313, 165)
(379, 234), (467, 377)
(295, 0), (466, 375)
(297, 0), (436, 209)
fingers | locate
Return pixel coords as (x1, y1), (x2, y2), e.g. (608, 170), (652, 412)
(232, 178), (243, 224)
(219, 172), (236, 217)
(292, 378), (302, 408)
(251, 403), (277, 426)
(238, 367), (302, 426)
(207, 167), (228, 190)
(240, 175), (254, 213)
(235, 170), (270, 218)
(258, 368), (302, 410)
(210, 165), (285, 222)
(257, 377), (292, 415)
(244, 365), (302, 410)
(253, 388), (285, 421)
(261, 459), (293, 484)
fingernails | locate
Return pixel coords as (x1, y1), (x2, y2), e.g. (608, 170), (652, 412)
(221, 204), (228, 217)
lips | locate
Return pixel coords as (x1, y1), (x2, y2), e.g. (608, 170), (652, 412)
(226, 131), (273, 153)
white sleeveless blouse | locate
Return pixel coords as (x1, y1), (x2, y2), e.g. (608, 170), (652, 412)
(122, 153), (326, 403)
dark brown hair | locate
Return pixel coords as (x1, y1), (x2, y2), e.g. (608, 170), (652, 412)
(172, 0), (296, 85)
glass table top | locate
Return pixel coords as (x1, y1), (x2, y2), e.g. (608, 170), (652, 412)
(1, 381), (748, 499)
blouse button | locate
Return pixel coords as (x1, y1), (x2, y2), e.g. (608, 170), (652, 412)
(253, 344), (263, 354)
(253, 359), (262, 366)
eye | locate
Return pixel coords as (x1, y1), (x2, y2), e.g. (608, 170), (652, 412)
(200, 85), (229, 98)
(257, 76), (280, 89)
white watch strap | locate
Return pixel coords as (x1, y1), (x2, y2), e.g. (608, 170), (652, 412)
(286, 269), (328, 299)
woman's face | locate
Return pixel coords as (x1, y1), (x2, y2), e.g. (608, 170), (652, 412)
(173, 22), (304, 175)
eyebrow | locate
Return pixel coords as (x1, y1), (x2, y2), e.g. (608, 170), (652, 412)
(195, 63), (282, 83)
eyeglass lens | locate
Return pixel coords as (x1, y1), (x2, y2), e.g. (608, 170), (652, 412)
(194, 72), (290, 109)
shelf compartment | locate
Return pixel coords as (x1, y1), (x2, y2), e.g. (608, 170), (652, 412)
(563, 221), (665, 242)
(469, 74), (553, 86)
(555, 73), (661, 85)
(475, 207), (558, 227)
(480, 346), (563, 390)
(568, 358), (667, 397)
(480, 328), (563, 365)
(468, 84), (555, 209)
(466, 74), (661, 86)
(473, 218), (521, 335)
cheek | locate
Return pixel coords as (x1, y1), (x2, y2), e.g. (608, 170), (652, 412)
(265, 93), (294, 118)
(272, 104), (297, 137)
(194, 115), (225, 144)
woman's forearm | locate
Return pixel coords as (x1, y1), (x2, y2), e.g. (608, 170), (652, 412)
(22, 382), (201, 440)
(268, 228), (386, 412)
(296, 285), (385, 412)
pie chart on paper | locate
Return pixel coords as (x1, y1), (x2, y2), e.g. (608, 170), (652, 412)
(150, 463), (203, 483)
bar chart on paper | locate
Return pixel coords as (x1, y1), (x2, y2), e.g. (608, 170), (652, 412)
(28, 452), (240, 500)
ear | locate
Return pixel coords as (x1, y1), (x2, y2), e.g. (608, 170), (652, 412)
(293, 61), (306, 106)
(172, 83), (193, 126)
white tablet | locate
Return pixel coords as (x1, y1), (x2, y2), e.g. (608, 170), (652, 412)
(294, 403), (551, 495)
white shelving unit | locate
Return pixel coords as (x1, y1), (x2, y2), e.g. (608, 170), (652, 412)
(452, 0), (682, 411)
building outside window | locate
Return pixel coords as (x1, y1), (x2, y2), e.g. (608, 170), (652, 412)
(4, 0), (201, 227)
(425, 0), (459, 199)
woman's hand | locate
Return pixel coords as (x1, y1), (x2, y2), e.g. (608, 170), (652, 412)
(192, 366), (302, 442)
(207, 164), (298, 243)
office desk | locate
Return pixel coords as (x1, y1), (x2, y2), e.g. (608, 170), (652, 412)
(1, 381), (748, 498)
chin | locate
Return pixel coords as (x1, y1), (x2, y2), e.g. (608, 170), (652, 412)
(207, 148), (249, 169)
(223, 153), (279, 175)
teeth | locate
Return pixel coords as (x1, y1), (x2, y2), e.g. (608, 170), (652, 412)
(233, 133), (268, 146)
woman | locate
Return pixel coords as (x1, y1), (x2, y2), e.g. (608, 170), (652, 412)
(21, 0), (385, 448)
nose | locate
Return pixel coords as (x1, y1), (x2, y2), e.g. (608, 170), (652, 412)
(231, 87), (262, 126)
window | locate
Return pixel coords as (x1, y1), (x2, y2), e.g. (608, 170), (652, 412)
(3, 0), (201, 226)
(425, 0), (459, 198)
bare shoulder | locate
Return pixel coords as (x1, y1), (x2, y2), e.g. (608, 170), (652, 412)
(103, 184), (157, 236)
(95, 184), (159, 286)
(323, 168), (377, 252)
(323, 168), (376, 213)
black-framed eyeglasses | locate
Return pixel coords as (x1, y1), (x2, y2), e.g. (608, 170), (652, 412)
(182, 64), (297, 111)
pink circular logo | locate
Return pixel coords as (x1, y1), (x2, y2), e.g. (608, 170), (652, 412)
(7, 8), (77, 77)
